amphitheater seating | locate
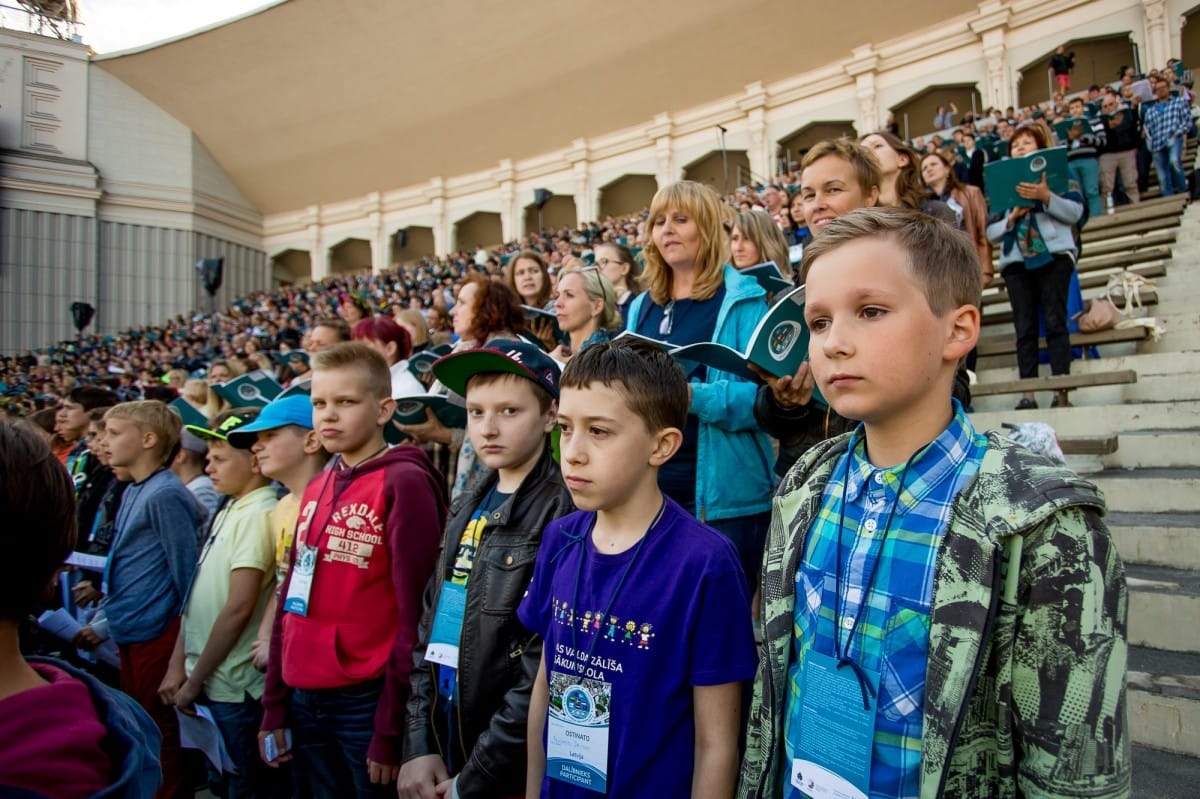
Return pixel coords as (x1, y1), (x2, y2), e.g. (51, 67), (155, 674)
(969, 137), (1200, 775)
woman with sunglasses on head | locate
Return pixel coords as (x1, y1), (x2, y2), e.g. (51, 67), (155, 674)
(626, 180), (774, 591)
(593, 242), (640, 321)
(549, 265), (623, 364)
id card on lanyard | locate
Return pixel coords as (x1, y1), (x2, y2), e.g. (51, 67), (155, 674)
(789, 650), (875, 799)
(283, 470), (339, 618)
(546, 674), (612, 792)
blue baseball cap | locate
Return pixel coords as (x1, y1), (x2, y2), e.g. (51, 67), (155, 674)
(226, 394), (314, 450)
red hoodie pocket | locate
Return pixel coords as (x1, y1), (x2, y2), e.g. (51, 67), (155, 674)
(282, 615), (391, 690)
(334, 618), (392, 680)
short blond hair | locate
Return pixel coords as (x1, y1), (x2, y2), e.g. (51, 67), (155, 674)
(641, 181), (729, 305)
(312, 342), (392, 399)
(801, 206), (981, 315)
(801, 139), (883, 199)
(104, 400), (181, 465)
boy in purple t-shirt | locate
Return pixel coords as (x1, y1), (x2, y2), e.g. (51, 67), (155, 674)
(519, 339), (756, 799)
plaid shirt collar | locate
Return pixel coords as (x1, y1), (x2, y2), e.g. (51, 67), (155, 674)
(842, 400), (978, 512)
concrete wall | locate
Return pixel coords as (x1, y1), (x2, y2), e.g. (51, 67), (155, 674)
(0, 28), (267, 352)
(0, 208), (96, 350)
(598, 174), (656, 218)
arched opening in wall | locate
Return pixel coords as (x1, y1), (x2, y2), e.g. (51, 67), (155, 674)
(271, 249), (311, 286)
(1017, 34), (1135, 108)
(1183, 6), (1200, 72)
(330, 238), (372, 275)
(776, 121), (857, 174)
(454, 211), (503, 252)
(391, 226), (435, 266)
(598, 174), (657, 219)
(682, 150), (751, 193)
(891, 84), (984, 141)
(523, 194), (577, 237)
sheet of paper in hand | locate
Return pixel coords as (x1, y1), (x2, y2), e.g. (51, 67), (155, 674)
(983, 146), (1069, 210)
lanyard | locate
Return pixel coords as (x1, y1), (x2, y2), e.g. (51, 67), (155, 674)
(831, 439), (915, 710)
(301, 444), (388, 552)
(568, 502), (664, 664)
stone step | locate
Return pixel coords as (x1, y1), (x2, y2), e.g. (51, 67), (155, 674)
(970, 399), (1200, 437)
(972, 350), (1200, 410)
(1131, 745), (1200, 798)
(1100, 431), (1200, 470)
(1109, 511), (1200, 570)
(1126, 563), (1200, 653)
(1129, 645), (1200, 760)
(1092, 469), (1200, 514)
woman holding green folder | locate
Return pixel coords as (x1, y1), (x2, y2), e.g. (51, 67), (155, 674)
(986, 122), (1084, 410)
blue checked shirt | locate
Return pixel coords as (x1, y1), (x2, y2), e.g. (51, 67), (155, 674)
(784, 402), (988, 799)
(1142, 94), (1193, 152)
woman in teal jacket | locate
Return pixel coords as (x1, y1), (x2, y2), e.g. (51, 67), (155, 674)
(627, 180), (775, 587)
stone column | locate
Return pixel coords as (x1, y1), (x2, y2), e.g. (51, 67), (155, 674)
(740, 83), (771, 181)
(845, 47), (880, 137)
(427, 178), (449, 256)
(369, 211), (388, 275)
(649, 113), (675, 188)
(1142, 0), (1170, 74)
(308, 222), (328, 282)
(972, 2), (1014, 112)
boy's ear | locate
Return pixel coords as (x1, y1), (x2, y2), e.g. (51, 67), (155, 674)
(648, 426), (684, 467)
(376, 397), (396, 426)
(141, 429), (159, 452)
(543, 399), (559, 433)
(944, 303), (982, 362)
(302, 429), (323, 455)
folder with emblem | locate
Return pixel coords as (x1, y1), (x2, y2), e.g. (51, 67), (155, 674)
(669, 285), (824, 405)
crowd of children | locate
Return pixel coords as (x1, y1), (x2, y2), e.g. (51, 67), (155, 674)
(2, 173), (1130, 799)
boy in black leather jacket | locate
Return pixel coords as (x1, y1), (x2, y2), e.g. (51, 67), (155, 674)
(400, 340), (574, 799)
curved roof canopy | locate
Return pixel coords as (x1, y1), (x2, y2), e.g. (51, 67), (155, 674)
(96, 0), (977, 214)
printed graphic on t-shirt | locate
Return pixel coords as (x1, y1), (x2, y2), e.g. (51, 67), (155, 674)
(320, 502), (384, 569)
(552, 598), (656, 651)
(451, 510), (487, 585)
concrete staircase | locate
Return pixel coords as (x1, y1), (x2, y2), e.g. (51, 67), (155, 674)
(969, 175), (1200, 794)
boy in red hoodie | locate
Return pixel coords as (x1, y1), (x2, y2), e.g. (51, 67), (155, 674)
(259, 342), (447, 798)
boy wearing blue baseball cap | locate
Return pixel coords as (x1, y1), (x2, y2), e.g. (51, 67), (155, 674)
(226, 394), (330, 673)
(399, 340), (574, 799)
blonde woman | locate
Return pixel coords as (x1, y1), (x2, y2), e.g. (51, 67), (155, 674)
(625, 180), (774, 588)
(549, 265), (622, 364)
(729, 209), (792, 279)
